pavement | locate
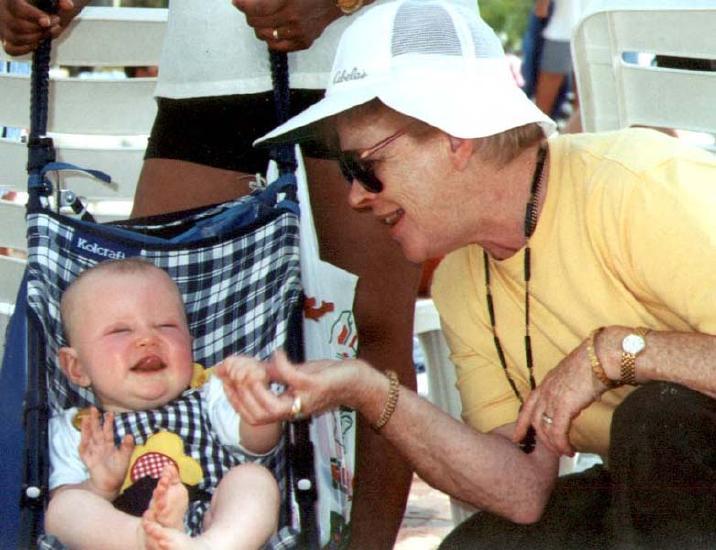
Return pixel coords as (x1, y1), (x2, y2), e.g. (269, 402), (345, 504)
(395, 474), (454, 549)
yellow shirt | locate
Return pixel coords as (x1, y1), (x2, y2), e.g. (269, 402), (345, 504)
(432, 129), (716, 457)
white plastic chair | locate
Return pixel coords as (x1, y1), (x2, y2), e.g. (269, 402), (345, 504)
(0, 6), (166, 354)
(572, 0), (716, 142)
(0, 6), (166, 205)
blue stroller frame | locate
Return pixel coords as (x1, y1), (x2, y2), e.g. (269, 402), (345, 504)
(0, 9), (317, 549)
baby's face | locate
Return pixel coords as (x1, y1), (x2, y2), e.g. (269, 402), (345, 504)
(66, 270), (194, 412)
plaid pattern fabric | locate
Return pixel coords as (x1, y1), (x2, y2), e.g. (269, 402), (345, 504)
(112, 388), (286, 536)
(28, 194), (302, 549)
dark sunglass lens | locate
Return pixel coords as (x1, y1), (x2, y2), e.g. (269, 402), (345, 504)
(338, 156), (353, 183)
(338, 153), (383, 193)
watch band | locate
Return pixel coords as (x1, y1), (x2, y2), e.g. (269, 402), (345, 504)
(620, 327), (650, 386)
(337, 0), (364, 14)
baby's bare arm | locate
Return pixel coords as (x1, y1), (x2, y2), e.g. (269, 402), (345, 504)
(216, 356), (284, 455)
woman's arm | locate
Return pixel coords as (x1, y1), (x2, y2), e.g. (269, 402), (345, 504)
(242, 352), (561, 524)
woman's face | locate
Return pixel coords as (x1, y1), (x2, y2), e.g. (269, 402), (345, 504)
(335, 108), (473, 263)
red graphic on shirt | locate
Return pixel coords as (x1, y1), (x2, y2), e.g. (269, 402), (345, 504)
(131, 452), (177, 483)
(304, 296), (335, 321)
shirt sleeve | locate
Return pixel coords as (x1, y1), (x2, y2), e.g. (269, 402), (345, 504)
(48, 408), (89, 490)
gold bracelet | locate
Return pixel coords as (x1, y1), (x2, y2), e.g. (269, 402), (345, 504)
(587, 327), (621, 389)
(372, 370), (399, 432)
(336, 0), (364, 15)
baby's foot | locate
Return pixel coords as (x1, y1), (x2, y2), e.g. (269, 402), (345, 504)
(145, 463), (188, 531)
(142, 518), (211, 550)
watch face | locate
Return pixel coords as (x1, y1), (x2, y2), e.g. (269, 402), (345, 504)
(623, 334), (646, 355)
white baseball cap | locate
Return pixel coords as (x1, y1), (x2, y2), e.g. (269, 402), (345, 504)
(256, 0), (556, 147)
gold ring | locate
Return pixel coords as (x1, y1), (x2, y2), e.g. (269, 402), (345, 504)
(272, 28), (280, 41)
(290, 395), (304, 421)
(541, 413), (554, 425)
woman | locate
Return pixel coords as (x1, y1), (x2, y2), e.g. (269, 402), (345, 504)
(238, 0), (716, 547)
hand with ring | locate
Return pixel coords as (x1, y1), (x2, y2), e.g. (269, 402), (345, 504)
(513, 336), (607, 456)
(0, 0), (77, 56)
(232, 0), (344, 52)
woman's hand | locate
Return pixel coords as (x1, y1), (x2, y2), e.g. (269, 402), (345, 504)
(232, 0), (342, 52)
(217, 350), (364, 424)
(78, 407), (134, 500)
(0, 0), (77, 56)
(513, 337), (606, 457)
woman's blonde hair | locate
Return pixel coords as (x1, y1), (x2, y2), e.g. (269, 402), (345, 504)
(474, 123), (545, 166)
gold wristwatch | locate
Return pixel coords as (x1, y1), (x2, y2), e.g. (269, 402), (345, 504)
(620, 327), (650, 385)
(337, 0), (364, 15)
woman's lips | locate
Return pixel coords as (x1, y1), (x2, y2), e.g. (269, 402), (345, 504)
(381, 208), (404, 226)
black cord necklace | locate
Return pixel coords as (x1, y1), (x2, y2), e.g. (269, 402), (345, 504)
(483, 142), (547, 454)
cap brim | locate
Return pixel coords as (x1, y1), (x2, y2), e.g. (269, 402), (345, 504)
(254, 84), (381, 147)
(256, 62), (556, 147)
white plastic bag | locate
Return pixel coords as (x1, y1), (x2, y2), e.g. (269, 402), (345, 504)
(269, 150), (359, 547)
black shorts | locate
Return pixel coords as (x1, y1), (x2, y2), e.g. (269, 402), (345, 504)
(144, 89), (326, 174)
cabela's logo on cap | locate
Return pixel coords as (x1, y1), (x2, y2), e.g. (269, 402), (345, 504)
(333, 67), (367, 84)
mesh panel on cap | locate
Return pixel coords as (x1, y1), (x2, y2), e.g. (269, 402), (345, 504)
(391, 2), (461, 56)
(469, 17), (505, 59)
(391, 1), (504, 60)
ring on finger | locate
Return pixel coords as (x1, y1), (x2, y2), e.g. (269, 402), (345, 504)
(290, 395), (304, 421)
(272, 27), (280, 41)
(541, 412), (554, 425)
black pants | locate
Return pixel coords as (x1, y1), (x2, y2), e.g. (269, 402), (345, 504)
(439, 382), (716, 549)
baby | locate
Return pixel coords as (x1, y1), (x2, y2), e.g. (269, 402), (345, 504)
(45, 258), (283, 550)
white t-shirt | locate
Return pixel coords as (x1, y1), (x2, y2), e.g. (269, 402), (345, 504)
(542, 0), (588, 42)
(48, 375), (245, 490)
(155, 0), (381, 98)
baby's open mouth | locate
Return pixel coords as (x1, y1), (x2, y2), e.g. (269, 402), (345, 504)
(131, 355), (165, 372)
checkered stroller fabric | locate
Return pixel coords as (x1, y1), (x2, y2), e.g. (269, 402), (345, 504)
(27, 179), (303, 549)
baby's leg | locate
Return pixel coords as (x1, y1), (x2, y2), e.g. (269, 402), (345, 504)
(143, 463), (280, 550)
(45, 487), (145, 549)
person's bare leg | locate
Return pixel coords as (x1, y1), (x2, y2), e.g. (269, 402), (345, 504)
(143, 463), (279, 550)
(45, 488), (146, 550)
(131, 159), (254, 217)
(305, 157), (420, 549)
(534, 71), (566, 117)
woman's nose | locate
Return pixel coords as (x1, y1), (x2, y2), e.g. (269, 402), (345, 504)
(347, 180), (377, 209)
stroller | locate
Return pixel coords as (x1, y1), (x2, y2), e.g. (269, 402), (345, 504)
(0, 9), (324, 549)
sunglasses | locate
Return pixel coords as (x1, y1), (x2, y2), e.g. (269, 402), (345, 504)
(337, 126), (410, 193)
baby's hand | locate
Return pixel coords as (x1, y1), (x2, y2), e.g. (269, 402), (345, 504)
(78, 407), (134, 500)
(217, 356), (284, 423)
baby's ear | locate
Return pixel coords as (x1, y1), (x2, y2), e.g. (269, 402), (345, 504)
(58, 347), (90, 387)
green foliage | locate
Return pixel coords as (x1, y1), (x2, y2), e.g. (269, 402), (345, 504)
(479, 0), (534, 53)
